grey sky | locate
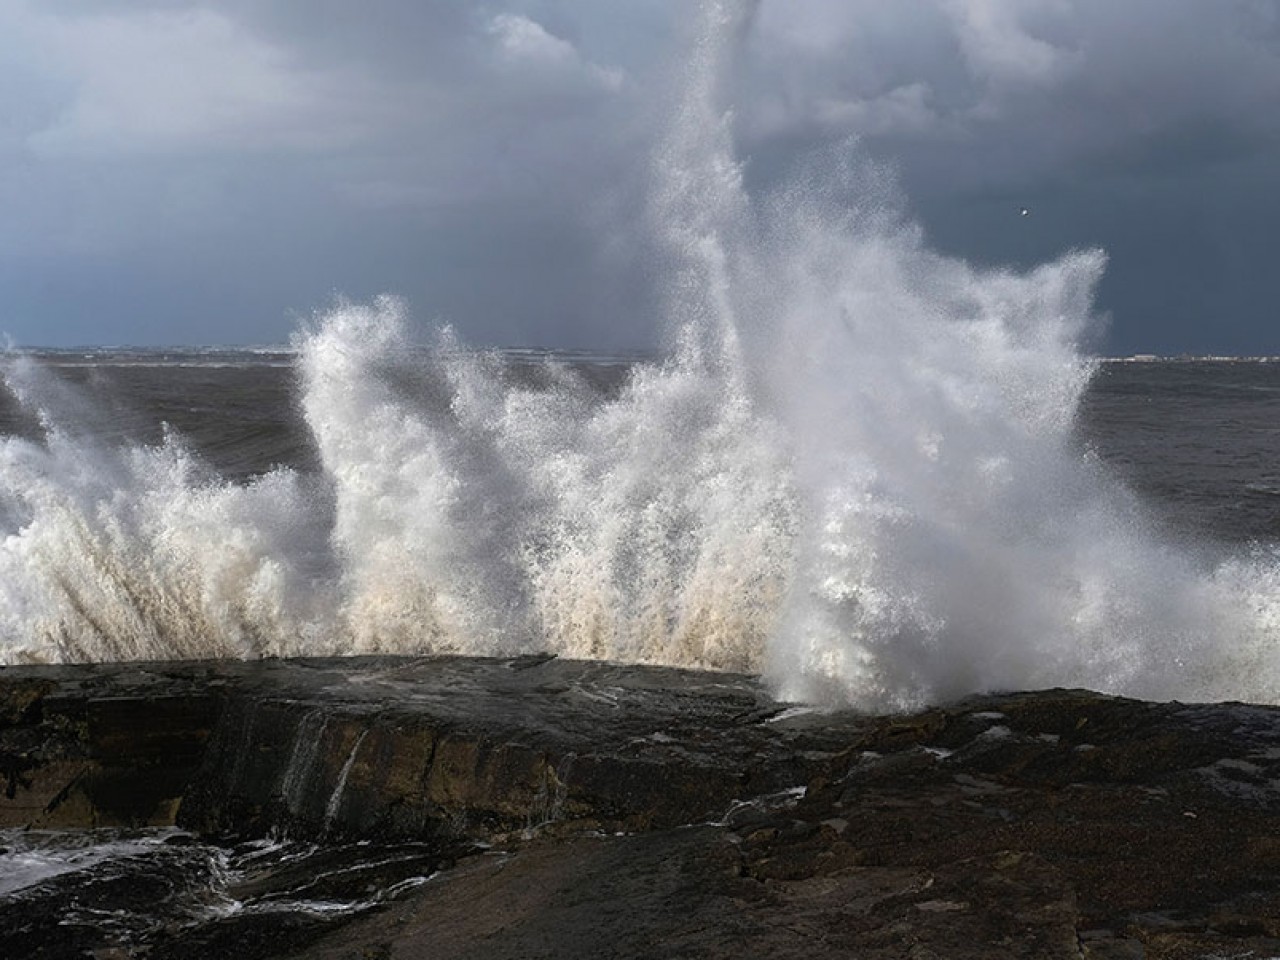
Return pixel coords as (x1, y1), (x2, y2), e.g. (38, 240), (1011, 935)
(1, 0), (1277, 354)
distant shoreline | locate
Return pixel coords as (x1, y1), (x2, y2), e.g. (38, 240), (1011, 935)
(1106, 354), (1280, 363)
(7, 345), (1280, 365)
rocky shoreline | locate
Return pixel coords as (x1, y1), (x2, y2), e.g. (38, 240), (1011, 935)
(3, 656), (1280, 958)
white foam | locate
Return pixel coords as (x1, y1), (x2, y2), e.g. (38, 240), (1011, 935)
(0, 828), (191, 897)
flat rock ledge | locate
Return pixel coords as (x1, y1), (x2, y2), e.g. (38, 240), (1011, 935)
(3, 655), (1280, 959)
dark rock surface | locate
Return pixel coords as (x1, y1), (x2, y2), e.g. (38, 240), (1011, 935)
(3, 656), (1280, 958)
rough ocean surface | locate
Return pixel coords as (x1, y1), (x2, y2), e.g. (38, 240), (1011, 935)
(2, 655), (1280, 959)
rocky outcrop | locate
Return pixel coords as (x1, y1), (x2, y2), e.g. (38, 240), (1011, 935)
(3, 657), (1280, 958)
(177, 654), (864, 843)
(0, 665), (220, 828)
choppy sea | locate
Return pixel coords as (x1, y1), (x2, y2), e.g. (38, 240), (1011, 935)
(3, 335), (1280, 710)
(1083, 359), (1280, 545)
(6, 349), (1280, 546)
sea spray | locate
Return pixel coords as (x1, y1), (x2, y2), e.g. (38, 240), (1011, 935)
(22, 358), (344, 661)
(0, 357), (329, 662)
(613, 0), (1280, 706)
(292, 297), (791, 666)
(1, 0), (1279, 707)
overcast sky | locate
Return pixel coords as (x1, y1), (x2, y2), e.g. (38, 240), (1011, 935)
(1, 0), (1278, 355)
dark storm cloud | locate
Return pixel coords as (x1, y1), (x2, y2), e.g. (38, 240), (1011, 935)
(1, 0), (1278, 352)
(734, 0), (1280, 353)
(0, 0), (657, 346)
(740, 0), (1280, 190)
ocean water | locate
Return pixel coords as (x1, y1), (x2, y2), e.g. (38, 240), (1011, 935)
(0, 827), (450, 956)
(2, 0), (1280, 711)
(1083, 360), (1280, 546)
(3, 345), (1279, 704)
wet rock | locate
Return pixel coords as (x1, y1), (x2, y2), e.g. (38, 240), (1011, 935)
(170, 656), (866, 842)
(3, 660), (1280, 958)
(0, 664), (222, 828)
